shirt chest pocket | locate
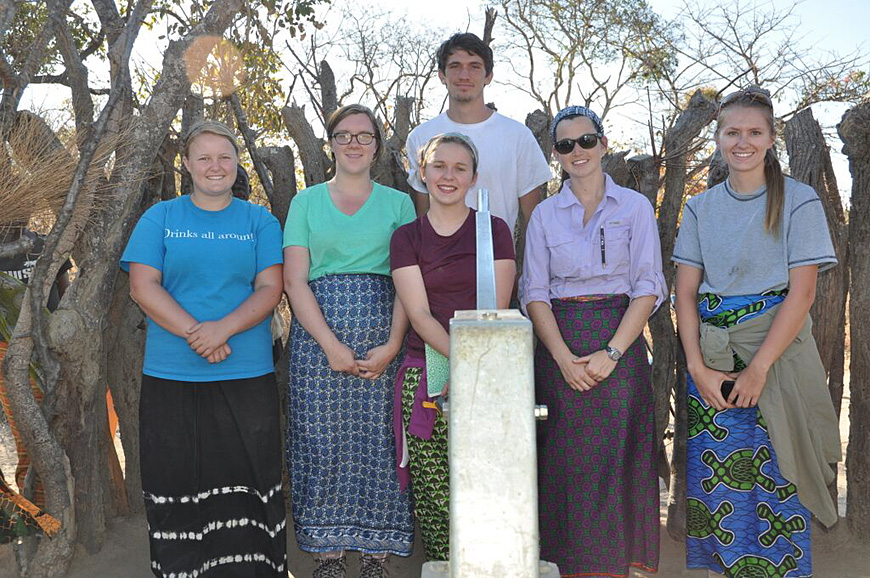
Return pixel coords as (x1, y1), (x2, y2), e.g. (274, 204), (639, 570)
(545, 232), (585, 278)
(601, 225), (631, 271)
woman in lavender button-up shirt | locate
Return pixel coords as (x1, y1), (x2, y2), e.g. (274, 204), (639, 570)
(520, 106), (666, 578)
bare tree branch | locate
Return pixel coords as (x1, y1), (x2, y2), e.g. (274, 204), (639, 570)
(229, 92), (274, 200)
(0, 233), (36, 260)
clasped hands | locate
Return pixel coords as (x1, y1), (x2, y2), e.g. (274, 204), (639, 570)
(186, 320), (232, 364)
(556, 348), (618, 392)
(324, 340), (399, 381)
(691, 363), (768, 411)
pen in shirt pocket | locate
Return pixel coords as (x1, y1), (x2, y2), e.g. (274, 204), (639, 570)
(599, 226), (606, 267)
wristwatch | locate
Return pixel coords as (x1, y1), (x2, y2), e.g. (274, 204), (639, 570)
(604, 345), (623, 361)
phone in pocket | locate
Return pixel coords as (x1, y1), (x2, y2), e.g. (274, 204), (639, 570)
(720, 380), (736, 401)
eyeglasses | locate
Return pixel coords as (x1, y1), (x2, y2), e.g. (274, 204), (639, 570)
(719, 86), (773, 110)
(554, 133), (602, 154)
(332, 132), (376, 146)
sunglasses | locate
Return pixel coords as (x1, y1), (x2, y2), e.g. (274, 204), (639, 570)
(554, 133), (602, 154)
(719, 86), (773, 111)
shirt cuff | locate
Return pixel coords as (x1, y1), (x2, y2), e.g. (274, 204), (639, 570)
(519, 289), (551, 314)
(629, 276), (667, 312)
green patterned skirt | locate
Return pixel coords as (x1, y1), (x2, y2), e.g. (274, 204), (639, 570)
(400, 366), (450, 561)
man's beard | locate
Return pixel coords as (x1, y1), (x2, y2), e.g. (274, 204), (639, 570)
(451, 92), (478, 103)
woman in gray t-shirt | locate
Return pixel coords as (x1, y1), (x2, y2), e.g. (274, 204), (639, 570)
(673, 86), (840, 577)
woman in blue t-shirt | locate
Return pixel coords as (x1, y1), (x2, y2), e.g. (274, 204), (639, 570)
(121, 121), (287, 578)
(283, 104), (415, 578)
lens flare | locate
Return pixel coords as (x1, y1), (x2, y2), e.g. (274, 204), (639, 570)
(184, 36), (246, 98)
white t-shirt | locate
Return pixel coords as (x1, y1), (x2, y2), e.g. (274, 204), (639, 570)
(406, 111), (553, 232)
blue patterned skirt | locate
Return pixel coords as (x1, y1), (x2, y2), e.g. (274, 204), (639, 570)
(287, 273), (414, 556)
(687, 292), (813, 577)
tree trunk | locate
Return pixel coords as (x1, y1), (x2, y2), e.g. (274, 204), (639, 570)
(525, 109), (550, 159)
(839, 102), (870, 539)
(231, 92), (274, 200)
(482, 7), (497, 46)
(159, 134), (179, 201)
(260, 145), (297, 228)
(319, 60), (338, 122)
(627, 154), (660, 208)
(661, 90), (717, 540)
(105, 273), (145, 514)
(2, 303), (75, 577)
(785, 108), (849, 515)
(103, 169), (160, 517)
(179, 93), (204, 195)
(785, 109), (849, 390)
(374, 96), (413, 193)
(626, 153), (676, 486)
(282, 103), (328, 187)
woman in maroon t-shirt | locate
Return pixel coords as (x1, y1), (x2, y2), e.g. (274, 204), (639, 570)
(389, 133), (515, 561)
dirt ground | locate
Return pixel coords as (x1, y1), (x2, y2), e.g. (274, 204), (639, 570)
(0, 506), (867, 578)
(0, 381), (866, 578)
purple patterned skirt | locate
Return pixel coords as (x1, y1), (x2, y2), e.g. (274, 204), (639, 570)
(536, 295), (659, 577)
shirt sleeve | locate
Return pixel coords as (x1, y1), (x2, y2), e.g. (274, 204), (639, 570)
(120, 205), (166, 272)
(398, 193), (417, 226)
(787, 192), (838, 272)
(519, 206), (552, 310)
(390, 222), (419, 271)
(405, 131), (428, 194)
(283, 192), (310, 249)
(515, 129), (553, 198)
(627, 197), (668, 310)
(255, 208), (284, 273)
(491, 216), (516, 262)
(671, 198), (704, 270)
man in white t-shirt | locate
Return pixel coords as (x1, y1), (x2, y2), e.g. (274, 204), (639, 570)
(406, 33), (552, 234)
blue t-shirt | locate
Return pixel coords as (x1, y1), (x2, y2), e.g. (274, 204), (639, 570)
(120, 196), (283, 381)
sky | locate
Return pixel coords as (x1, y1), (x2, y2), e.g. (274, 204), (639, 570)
(322, 0), (868, 201)
(20, 0), (869, 200)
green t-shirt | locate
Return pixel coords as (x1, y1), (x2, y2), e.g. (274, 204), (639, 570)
(283, 181), (416, 280)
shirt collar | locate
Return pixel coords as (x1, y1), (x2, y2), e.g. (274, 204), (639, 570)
(724, 177), (766, 201)
(554, 173), (622, 209)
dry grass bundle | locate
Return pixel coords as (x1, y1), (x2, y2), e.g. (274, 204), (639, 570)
(0, 111), (136, 236)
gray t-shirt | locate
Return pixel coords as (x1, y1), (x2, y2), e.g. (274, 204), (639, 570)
(672, 177), (836, 295)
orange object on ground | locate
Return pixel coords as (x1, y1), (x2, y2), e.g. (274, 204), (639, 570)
(0, 340), (45, 507)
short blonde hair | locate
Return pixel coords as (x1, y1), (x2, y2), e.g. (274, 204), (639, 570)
(183, 120), (240, 158)
(418, 132), (479, 174)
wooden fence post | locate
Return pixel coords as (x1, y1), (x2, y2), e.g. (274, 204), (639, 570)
(839, 102), (870, 540)
(785, 108), (850, 514)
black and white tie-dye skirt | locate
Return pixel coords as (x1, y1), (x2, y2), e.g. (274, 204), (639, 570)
(139, 372), (287, 577)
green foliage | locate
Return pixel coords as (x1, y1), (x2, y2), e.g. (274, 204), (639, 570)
(151, 0), (324, 42)
(148, 0), (327, 136)
(0, 274), (25, 343)
(233, 42), (284, 133)
(1, 2), (102, 77)
(611, 1), (679, 82)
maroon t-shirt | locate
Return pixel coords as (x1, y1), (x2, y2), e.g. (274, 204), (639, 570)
(390, 210), (516, 358)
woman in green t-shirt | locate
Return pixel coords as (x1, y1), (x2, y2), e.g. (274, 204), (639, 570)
(283, 104), (416, 578)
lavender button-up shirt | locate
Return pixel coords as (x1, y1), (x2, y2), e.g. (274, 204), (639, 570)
(520, 174), (667, 311)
